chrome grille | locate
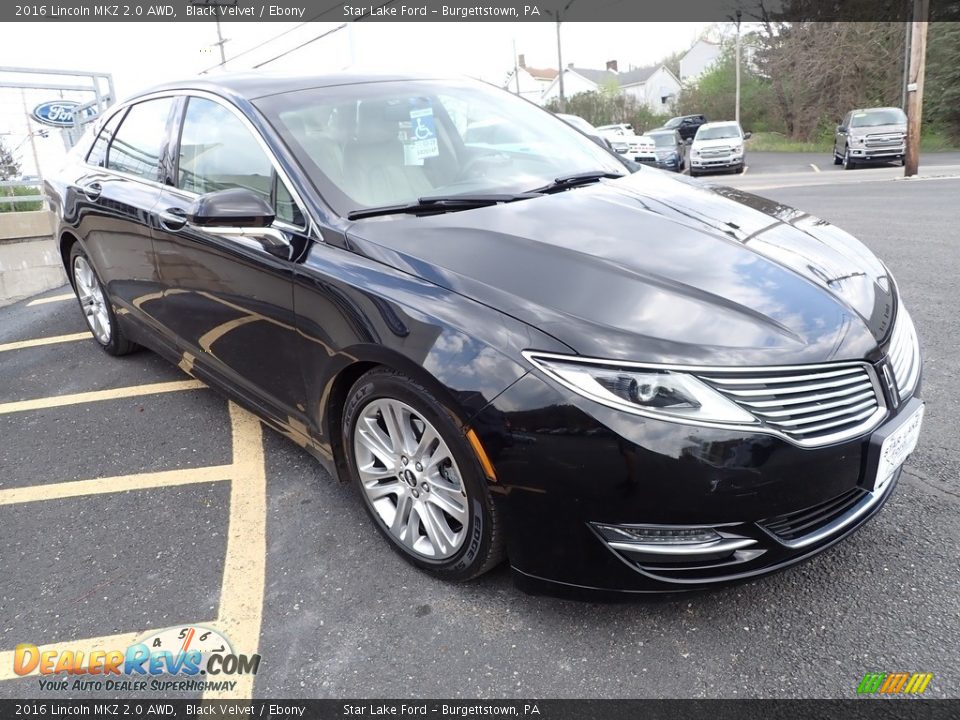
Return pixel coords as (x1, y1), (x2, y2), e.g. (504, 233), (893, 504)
(887, 306), (920, 400)
(697, 363), (884, 446)
(866, 132), (904, 147)
(700, 146), (731, 157)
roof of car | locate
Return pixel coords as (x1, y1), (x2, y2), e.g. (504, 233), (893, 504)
(130, 71), (458, 102)
(698, 120), (741, 129)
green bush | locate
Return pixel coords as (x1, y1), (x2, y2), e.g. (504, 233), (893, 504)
(0, 185), (43, 213)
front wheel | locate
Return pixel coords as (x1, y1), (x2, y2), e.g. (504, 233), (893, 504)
(833, 144), (843, 165)
(69, 244), (137, 356)
(843, 147), (857, 170)
(343, 367), (505, 581)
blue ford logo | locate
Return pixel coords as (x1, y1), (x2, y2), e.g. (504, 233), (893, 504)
(32, 100), (83, 128)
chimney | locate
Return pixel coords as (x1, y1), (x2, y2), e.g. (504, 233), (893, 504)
(518, 54), (526, 69)
(606, 60), (618, 73)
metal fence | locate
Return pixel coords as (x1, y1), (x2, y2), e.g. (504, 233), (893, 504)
(0, 178), (45, 210)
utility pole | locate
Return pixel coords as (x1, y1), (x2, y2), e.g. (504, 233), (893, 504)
(734, 10), (742, 124)
(214, 18), (229, 67)
(513, 39), (520, 95)
(904, 0), (929, 177)
(900, 20), (912, 108)
(555, 16), (565, 111)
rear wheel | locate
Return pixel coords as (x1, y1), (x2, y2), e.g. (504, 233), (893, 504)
(69, 245), (137, 356)
(343, 367), (504, 581)
(833, 143), (843, 165)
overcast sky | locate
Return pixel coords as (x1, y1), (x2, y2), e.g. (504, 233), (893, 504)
(2, 21), (710, 175)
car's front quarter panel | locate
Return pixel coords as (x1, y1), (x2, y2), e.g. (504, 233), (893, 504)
(292, 238), (569, 449)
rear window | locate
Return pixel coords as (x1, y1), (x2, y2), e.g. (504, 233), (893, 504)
(107, 97), (175, 182)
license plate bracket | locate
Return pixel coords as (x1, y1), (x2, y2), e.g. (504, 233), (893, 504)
(863, 399), (924, 494)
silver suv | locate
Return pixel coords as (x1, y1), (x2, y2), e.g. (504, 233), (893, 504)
(833, 107), (907, 169)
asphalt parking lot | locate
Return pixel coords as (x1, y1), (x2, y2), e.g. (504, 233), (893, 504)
(1, 158), (958, 700)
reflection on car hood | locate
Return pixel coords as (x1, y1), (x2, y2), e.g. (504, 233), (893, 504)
(346, 171), (894, 366)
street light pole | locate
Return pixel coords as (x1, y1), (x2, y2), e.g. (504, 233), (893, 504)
(555, 16), (565, 112)
(904, 0), (929, 177)
(734, 10), (742, 124)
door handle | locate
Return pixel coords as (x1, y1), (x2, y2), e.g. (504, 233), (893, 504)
(82, 182), (102, 201)
(158, 207), (188, 231)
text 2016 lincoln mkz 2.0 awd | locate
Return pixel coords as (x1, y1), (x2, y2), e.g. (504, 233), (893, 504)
(48, 73), (923, 596)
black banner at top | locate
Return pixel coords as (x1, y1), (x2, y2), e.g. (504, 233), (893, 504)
(5, 0), (960, 23)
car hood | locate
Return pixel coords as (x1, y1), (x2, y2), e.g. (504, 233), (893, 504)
(848, 123), (906, 137)
(693, 137), (742, 150)
(345, 171), (894, 365)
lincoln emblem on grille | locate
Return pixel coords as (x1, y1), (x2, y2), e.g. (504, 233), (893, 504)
(881, 361), (900, 408)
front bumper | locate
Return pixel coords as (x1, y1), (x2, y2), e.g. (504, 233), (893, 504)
(691, 156), (743, 172)
(849, 145), (905, 162)
(472, 370), (921, 597)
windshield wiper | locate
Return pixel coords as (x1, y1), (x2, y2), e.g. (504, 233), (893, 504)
(528, 170), (625, 195)
(347, 193), (541, 220)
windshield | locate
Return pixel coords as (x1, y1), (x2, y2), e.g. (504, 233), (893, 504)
(256, 79), (624, 216)
(850, 108), (907, 128)
(695, 125), (742, 141)
(648, 133), (676, 148)
(664, 117), (682, 129)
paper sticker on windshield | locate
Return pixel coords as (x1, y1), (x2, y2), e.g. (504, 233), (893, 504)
(409, 107), (439, 160)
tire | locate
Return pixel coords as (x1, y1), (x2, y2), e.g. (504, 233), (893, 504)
(69, 244), (137, 356)
(833, 144), (843, 165)
(842, 146), (857, 170)
(342, 367), (505, 582)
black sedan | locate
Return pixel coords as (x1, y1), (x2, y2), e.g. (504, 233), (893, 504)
(48, 73), (924, 597)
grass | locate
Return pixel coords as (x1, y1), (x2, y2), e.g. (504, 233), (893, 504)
(0, 185), (43, 213)
(747, 130), (959, 153)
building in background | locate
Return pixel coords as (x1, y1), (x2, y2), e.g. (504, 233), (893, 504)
(540, 60), (681, 113)
(679, 39), (721, 83)
(502, 55), (557, 104)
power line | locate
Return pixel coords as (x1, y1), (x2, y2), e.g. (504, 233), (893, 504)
(253, 24), (348, 69)
(200, 20), (311, 74)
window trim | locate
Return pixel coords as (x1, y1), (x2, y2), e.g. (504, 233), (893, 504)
(103, 96), (178, 184)
(82, 89), (314, 237)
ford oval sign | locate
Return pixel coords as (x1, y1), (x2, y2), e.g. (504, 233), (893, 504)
(32, 100), (82, 128)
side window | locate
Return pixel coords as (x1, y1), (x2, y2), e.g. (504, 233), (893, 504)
(274, 176), (305, 227)
(86, 109), (126, 167)
(177, 97), (273, 201)
(107, 98), (175, 181)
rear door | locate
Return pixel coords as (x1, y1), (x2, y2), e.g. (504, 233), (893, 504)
(151, 94), (311, 429)
(73, 96), (177, 310)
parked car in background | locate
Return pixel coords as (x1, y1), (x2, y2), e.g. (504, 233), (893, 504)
(556, 113), (613, 149)
(631, 135), (658, 166)
(658, 114), (707, 142)
(47, 73), (923, 598)
(689, 121), (749, 176)
(833, 107), (907, 170)
(595, 123), (635, 136)
(645, 129), (685, 172)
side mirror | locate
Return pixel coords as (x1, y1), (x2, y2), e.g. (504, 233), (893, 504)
(188, 188), (291, 259)
(836, 125), (846, 134)
(743, 131), (752, 140)
(188, 187), (275, 228)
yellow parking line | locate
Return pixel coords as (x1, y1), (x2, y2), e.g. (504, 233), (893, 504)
(204, 402), (267, 700)
(26, 292), (76, 307)
(0, 464), (234, 507)
(0, 379), (206, 415)
(0, 332), (91, 353)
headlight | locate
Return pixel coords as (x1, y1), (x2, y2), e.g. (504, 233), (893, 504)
(523, 352), (758, 426)
(850, 135), (866, 145)
(691, 149), (700, 157)
(732, 145), (743, 154)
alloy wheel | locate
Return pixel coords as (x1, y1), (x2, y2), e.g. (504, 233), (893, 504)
(73, 255), (111, 344)
(352, 398), (469, 560)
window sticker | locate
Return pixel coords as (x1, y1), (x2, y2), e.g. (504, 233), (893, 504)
(409, 106), (440, 160)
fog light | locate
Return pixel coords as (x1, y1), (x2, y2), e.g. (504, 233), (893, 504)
(595, 524), (721, 545)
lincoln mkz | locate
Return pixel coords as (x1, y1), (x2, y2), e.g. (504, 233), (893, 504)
(47, 74), (923, 596)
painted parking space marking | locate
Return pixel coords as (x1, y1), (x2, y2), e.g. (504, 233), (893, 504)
(0, 334), (267, 700)
(0, 379), (205, 415)
(810, 163), (821, 173)
(0, 332), (91, 353)
(26, 293), (76, 307)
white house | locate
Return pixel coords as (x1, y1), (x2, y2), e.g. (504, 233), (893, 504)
(539, 61), (681, 113)
(679, 39), (722, 83)
(502, 55), (558, 105)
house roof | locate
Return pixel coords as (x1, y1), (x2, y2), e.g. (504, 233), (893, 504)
(567, 64), (661, 88)
(524, 66), (558, 80)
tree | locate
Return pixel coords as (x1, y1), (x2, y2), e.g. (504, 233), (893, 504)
(924, 22), (960, 143)
(0, 138), (21, 181)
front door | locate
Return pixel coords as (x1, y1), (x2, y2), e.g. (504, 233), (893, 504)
(151, 95), (310, 429)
